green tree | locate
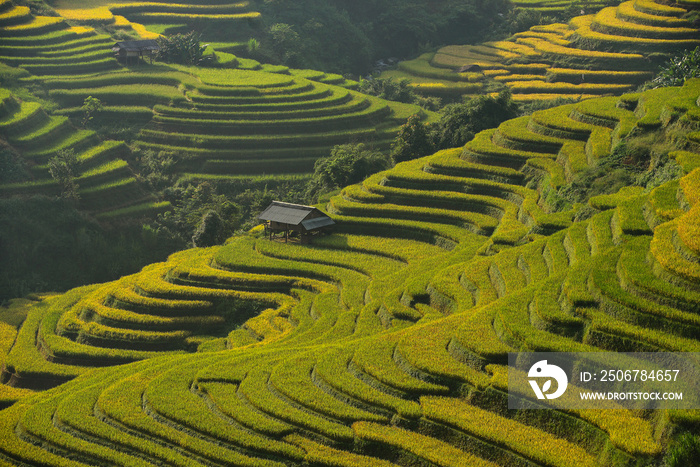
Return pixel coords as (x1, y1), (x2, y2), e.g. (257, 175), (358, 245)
(256, 1), (373, 73)
(652, 47), (700, 88)
(269, 23), (301, 65)
(48, 148), (80, 202)
(359, 77), (416, 104)
(359, 77), (441, 110)
(0, 143), (28, 184)
(192, 210), (226, 247)
(138, 148), (178, 191)
(391, 114), (434, 164)
(157, 182), (241, 246)
(81, 96), (103, 128)
(431, 89), (520, 149)
(306, 143), (390, 201)
(157, 31), (211, 66)
(246, 37), (259, 54)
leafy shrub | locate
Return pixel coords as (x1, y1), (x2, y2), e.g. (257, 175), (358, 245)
(157, 31), (211, 66)
(391, 114), (433, 163)
(157, 182), (241, 246)
(192, 210), (225, 247)
(359, 77), (416, 104)
(48, 148), (80, 202)
(359, 76), (442, 110)
(80, 95), (103, 128)
(0, 142), (28, 184)
(431, 89), (520, 150)
(306, 143), (390, 202)
(137, 148), (178, 191)
(652, 47), (700, 88)
(268, 23), (301, 66)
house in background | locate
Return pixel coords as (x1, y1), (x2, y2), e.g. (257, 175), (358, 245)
(112, 40), (160, 65)
(258, 201), (335, 244)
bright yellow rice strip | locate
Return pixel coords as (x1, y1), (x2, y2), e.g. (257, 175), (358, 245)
(56, 7), (114, 22)
(130, 21), (160, 39)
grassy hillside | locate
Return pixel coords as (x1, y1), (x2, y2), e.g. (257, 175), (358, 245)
(0, 87), (167, 217)
(0, 0), (440, 303)
(384, 0), (700, 102)
(39, 64), (426, 177)
(42, 0), (512, 74)
(2, 0), (700, 464)
(510, 0), (616, 14)
(1, 74), (700, 465)
(0, 1), (434, 210)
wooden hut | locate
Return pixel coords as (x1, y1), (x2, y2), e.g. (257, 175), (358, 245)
(458, 64), (482, 73)
(112, 40), (160, 65)
(258, 201), (335, 243)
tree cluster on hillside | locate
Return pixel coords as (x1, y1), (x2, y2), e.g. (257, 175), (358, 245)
(301, 91), (521, 202)
(192, 210), (226, 247)
(156, 182), (240, 247)
(156, 31), (212, 66)
(48, 149), (80, 202)
(391, 114), (435, 164)
(247, 0), (629, 74)
(391, 90), (520, 164)
(0, 143), (28, 184)
(358, 77), (441, 111)
(305, 144), (391, 201)
(137, 148), (179, 192)
(253, 0), (510, 74)
(650, 46), (700, 88)
(0, 197), (179, 303)
(431, 90), (520, 149)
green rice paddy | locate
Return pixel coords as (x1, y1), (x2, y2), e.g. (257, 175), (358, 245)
(2, 0), (700, 465)
(386, 0), (700, 103)
(2, 58), (700, 464)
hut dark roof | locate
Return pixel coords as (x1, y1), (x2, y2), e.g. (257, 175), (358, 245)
(458, 64), (482, 73)
(301, 217), (335, 230)
(112, 40), (160, 53)
(258, 201), (334, 228)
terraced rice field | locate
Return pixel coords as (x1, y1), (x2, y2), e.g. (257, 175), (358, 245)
(384, 0), (700, 102)
(0, 2), (172, 217)
(136, 67), (422, 176)
(38, 64), (428, 179)
(2, 72), (700, 464)
(510, 0), (613, 14)
(0, 86), (165, 217)
(53, 0), (261, 33)
(0, 2), (430, 210)
(51, 0), (261, 53)
(0, 2), (119, 76)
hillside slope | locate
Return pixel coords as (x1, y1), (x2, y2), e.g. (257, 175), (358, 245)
(1, 77), (700, 465)
(0, 1), (434, 215)
(384, 0), (700, 102)
(0, 86), (166, 218)
(46, 0), (508, 74)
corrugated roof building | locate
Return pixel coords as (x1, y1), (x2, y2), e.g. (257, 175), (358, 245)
(112, 40), (160, 64)
(258, 201), (334, 243)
